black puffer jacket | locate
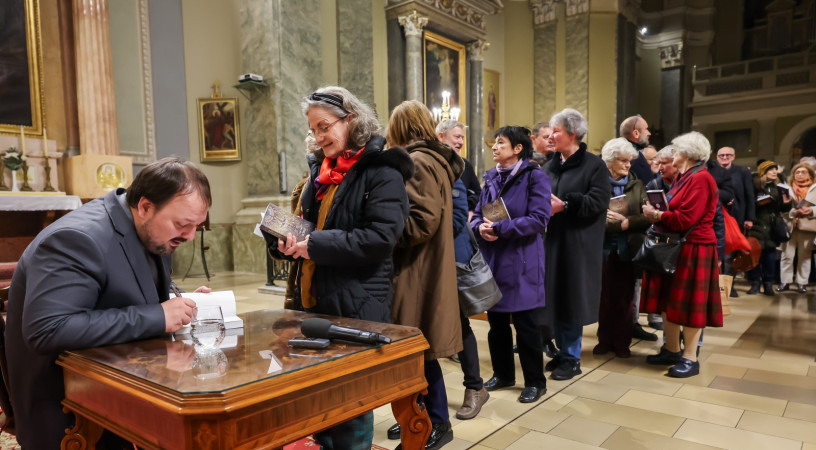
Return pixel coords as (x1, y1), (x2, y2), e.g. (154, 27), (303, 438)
(267, 135), (414, 323)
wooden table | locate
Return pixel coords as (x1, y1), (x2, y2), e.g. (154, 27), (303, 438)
(57, 310), (432, 449)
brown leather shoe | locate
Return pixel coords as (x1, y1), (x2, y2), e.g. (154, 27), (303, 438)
(455, 387), (489, 420)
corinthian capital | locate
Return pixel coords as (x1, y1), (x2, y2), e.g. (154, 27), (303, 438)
(398, 11), (428, 37)
(467, 40), (490, 61)
(529, 0), (557, 25)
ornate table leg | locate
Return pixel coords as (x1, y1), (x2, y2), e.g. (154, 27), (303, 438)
(61, 409), (104, 450)
(391, 390), (431, 450)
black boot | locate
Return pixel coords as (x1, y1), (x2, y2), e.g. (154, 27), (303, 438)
(762, 282), (775, 296)
(747, 281), (761, 295)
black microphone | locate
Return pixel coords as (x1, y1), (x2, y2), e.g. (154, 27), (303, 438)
(301, 318), (392, 345)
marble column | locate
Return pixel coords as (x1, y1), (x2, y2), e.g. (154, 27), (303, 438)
(531, 0), (557, 122)
(338, 0), (374, 106)
(59, 0), (80, 156)
(467, 40), (489, 178)
(72, 0), (119, 155)
(234, 0), (322, 274)
(399, 12), (428, 102)
(564, 0), (589, 115)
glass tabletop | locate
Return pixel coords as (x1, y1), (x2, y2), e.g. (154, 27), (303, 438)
(64, 309), (422, 395)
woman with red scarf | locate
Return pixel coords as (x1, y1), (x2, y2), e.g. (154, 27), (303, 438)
(778, 162), (816, 293)
(266, 86), (413, 449)
(641, 131), (722, 378)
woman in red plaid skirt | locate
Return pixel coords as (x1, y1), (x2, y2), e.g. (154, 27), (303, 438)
(641, 131), (722, 378)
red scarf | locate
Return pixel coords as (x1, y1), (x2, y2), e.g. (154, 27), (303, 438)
(793, 179), (812, 201)
(315, 147), (364, 200)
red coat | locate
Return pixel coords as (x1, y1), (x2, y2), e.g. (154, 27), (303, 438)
(661, 169), (718, 244)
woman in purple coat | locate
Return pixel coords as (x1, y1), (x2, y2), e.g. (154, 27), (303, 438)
(471, 126), (552, 404)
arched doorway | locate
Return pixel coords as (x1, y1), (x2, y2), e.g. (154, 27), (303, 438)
(779, 115), (816, 164)
(794, 127), (816, 160)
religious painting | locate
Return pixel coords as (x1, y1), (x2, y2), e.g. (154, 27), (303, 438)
(0, 0), (44, 135)
(423, 31), (466, 123)
(197, 97), (241, 162)
(483, 69), (500, 146)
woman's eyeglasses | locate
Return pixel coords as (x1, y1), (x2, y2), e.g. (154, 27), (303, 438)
(308, 117), (344, 138)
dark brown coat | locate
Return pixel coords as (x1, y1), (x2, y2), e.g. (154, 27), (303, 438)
(392, 140), (465, 360)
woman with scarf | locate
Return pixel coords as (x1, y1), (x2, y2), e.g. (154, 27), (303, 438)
(594, 138), (649, 358)
(777, 162), (816, 293)
(746, 160), (792, 296)
(267, 86), (413, 449)
(641, 131), (721, 378)
(471, 126), (551, 404)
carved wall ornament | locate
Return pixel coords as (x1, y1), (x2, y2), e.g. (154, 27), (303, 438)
(659, 42), (684, 68)
(399, 11), (429, 36)
(387, 0), (501, 35)
(529, 0), (557, 25)
(566, 0), (589, 16)
(467, 40), (490, 61)
(617, 0), (641, 24)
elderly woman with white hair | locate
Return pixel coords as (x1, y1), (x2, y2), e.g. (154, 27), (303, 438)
(641, 131), (722, 378)
(593, 138), (650, 358)
(542, 108), (611, 380)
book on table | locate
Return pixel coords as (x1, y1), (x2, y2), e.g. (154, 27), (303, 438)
(608, 195), (630, 216)
(481, 197), (511, 222)
(646, 190), (669, 211)
(173, 290), (244, 331)
(259, 203), (315, 242)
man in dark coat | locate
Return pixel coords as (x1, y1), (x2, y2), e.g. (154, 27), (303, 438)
(620, 115), (654, 183)
(6, 158), (209, 449)
(716, 146), (755, 297)
(542, 108), (610, 381)
(436, 119), (481, 212)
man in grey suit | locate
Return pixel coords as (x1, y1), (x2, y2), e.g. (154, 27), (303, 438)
(6, 157), (210, 449)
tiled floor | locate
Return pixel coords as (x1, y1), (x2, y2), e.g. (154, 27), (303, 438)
(178, 274), (816, 449)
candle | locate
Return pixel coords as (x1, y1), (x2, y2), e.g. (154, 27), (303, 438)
(19, 125), (26, 156)
(442, 91), (450, 105)
(42, 128), (48, 158)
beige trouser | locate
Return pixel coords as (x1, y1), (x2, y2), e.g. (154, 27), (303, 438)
(779, 229), (815, 285)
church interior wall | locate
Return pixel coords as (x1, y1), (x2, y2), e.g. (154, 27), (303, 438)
(637, 47), (662, 136)
(587, 10), (618, 153)
(502, 2), (535, 131)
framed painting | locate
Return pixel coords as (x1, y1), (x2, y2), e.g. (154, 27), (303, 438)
(483, 69), (500, 145)
(197, 97), (241, 162)
(423, 31), (466, 124)
(0, 0), (45, 135)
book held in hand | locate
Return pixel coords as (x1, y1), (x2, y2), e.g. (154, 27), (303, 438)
(646, 190), (669, 211)
(756, 194), (772, 206)
(776, 182), (791, 198)
(259, 203), (315, 242)
(481, 197), (511, 222)
(608, 195), (630, 216)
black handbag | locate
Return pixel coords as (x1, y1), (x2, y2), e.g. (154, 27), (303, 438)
(770, 213), (791, 245)
(456, 228), (503, 316)
(633, 225), (695, 275)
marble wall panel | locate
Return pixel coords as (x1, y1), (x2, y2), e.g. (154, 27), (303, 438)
(565, 14), (589, 116)
(171, 225), (234, 276)
(338, 0), (375, 106)
(232, 223), (268, 274)
(534, 22), (557, 122)
(240, 0), (322, 196)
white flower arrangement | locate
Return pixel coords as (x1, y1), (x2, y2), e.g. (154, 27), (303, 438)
(2, 148), (26, 171)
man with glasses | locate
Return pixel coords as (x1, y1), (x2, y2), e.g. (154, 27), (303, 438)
(717, 146), (755, 297)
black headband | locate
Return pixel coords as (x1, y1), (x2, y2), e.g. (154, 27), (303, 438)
(309, 92), (347, 112)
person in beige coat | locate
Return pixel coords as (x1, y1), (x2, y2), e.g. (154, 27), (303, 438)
(778, 162), (816, 293)
(387, 100), (465, 449)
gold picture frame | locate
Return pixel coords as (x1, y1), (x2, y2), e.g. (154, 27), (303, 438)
(0, 0), (45, 136)
(423, 31), (466, 124)
(197, 97), (241, 162)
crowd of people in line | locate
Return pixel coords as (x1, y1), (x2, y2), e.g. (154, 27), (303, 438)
(263, 85), (816, 449)
(6, 81), (809, 450)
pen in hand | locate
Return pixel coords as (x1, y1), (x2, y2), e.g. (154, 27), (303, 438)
(170, 281), (182, 298)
